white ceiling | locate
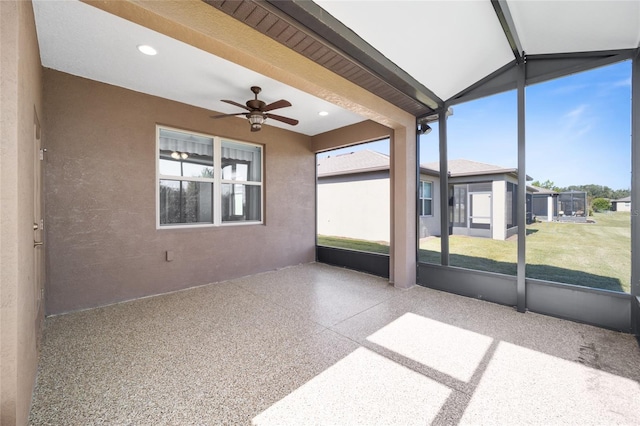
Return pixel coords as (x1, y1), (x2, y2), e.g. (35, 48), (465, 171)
(507, 0), (640, 55)
(316, 0), (640, 101)
(33, 0), (640, 137)
(315, 0), (514, 102)
(32, 0), (365, 137)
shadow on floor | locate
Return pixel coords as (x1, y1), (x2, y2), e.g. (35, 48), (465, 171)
(418, 250), (625, 293)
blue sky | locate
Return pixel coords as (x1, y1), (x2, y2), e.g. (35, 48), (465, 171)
(320, 60), (632, 190)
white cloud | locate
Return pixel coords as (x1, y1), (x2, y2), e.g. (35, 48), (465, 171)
(564, 104), (587, 120)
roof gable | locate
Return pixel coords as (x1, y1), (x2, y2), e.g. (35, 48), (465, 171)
(421, 159), (516, 177)
(317, 150), (390, 177)
(318, 151), (521, 179)
(613, 196), (631, 203)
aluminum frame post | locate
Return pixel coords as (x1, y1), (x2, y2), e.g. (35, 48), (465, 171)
(439, 106), (449, 266)
(631, 48), (640, 335)
(517, 61), (527, 313)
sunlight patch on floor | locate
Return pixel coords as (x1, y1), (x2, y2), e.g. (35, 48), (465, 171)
(252, 347), (451, 426)
(367, 312), (493, 382)
(460, 341), (640, 425)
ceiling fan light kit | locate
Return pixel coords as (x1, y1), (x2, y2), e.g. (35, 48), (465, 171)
(248, 112), (266, 132)
(210, 86), (299, 132)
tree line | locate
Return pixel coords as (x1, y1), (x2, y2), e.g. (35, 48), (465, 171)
(531, 179), (630, 200)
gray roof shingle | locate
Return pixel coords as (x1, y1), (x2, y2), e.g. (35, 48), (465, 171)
(420, 159), (516, 176)
(317, 150), (390, 177)
(317, 150), (516, 178)
(612, 196), (631, 202)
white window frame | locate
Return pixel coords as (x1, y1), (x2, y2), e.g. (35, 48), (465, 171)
(156, 125), (263, 229)
(419, 180), (433, 217)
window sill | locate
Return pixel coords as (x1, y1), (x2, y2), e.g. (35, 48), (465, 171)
(157, 221), (263, 230)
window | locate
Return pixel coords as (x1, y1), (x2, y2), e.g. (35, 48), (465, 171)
(157, 126), (262, 227)
(506, 182), (517, 228)
(419, 180), (433, 216)
(220, 140), (262, 223)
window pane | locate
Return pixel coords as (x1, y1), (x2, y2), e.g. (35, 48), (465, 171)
(159, 129), (213, 178)
(221, 140), (261, 182)
(419, 181), (433, 217)
(221, 183), (261, 222)
(423, 199), (432, 216)
(446, 90), (518, 276)
(316, 140), (391, 254)
(159, 180), (213, 225)
(526, 61), (631, 293)
(422, 181), (432, 199)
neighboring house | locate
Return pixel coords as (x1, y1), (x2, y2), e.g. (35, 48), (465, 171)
(530, 186), (558, 222)
(612, 196), (632, 212)
(317, 150), (532, 241)
(531, 188), (588, 222)
(317, 150), (391, 243)
(557, 191), (588, 222)
(421, 159), (532, 240)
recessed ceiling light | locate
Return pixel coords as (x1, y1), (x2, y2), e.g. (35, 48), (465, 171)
(137, 45), (157, 56)
(319, 111), (329, 116)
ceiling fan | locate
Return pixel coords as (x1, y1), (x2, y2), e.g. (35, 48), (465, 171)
(210, 86), (299, 132)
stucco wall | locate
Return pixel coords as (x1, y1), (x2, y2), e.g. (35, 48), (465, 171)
(43, 69), (315, 315)
(312, 121), (390, 153)
(0, 1), (43, 424)
(317, 171), (390, 243)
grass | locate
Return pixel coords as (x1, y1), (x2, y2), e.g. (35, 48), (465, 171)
(318, 212), (631, 293)
(525, 212), (630, 292)
(317, 235), (390, 254)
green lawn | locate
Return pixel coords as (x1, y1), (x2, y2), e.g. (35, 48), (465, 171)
(525, 212), (630, 292)
(318, 212), (631, 293)
(317, 235), (390, 254)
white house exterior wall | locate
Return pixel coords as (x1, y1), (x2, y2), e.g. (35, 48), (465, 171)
(318, 166), (520, 242)
(615, 201), (632, 212)
(493, 179), (507, 240)
(317, 171), (390, 242)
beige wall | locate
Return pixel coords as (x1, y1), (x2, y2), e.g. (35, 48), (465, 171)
(312, 121), (391, 153)
(43, 69), (315, 314)
(317, 172), (390, 243)
(84, 0), (418, 291)
(390, 127), (417, 288)
(0, 1), (44, 424)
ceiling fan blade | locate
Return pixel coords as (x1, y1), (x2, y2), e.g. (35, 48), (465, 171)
(210, 112), (247, 119)
(262, 99), (292, 112)
(221, 99), (250, 111)
(266, 113), (299, 126)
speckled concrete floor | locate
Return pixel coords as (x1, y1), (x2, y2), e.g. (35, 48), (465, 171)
(30, 263), (640, 425)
